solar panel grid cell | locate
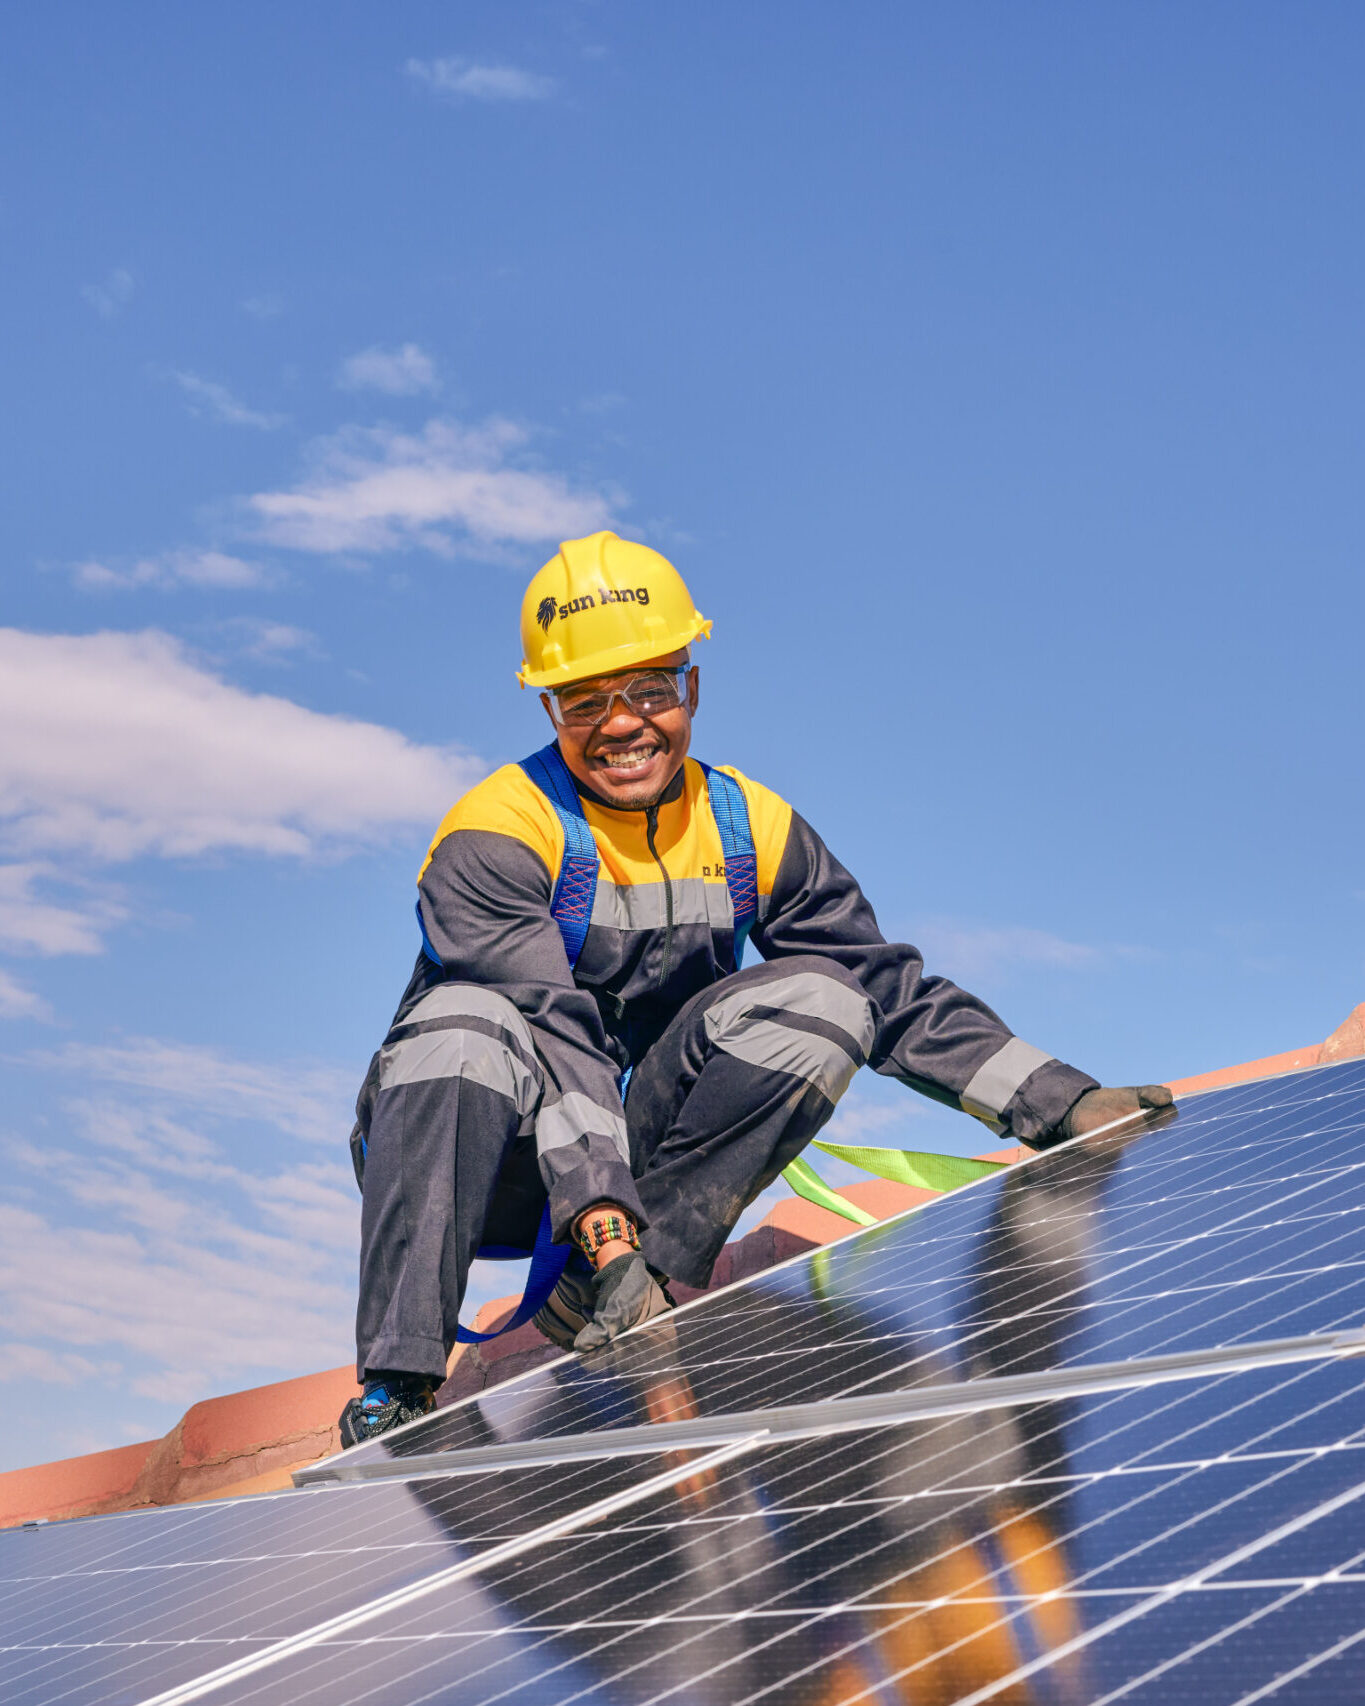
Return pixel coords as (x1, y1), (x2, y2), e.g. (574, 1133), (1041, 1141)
(189, 1357), (1365, 1704)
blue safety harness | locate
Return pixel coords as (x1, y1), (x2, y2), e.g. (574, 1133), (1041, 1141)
(449, 744), (758, 1342)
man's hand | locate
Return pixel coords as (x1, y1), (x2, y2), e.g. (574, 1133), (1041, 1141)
(574, 1252), (672, 1353)
(1062, 1084), (1174, 1140)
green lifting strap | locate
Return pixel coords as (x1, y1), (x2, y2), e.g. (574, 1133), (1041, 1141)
(780, 1142), (1006, 1226)
(781, 1156), (878, 1225)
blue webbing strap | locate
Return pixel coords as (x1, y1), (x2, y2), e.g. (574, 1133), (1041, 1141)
(454, 1205), (569, 1344)
(701, 763), (758, 970)
(519, 744), (600, 969)
(415, 898), (441, 966)
(448, 743), (598, 1344)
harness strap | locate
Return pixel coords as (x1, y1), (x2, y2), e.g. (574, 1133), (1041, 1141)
(454, 1205), (569, 1345)
(451, 743), (598, 1345)
(515, 748), (760, 975)
(519, 744), (600, 968)
(699, 763), (759, 970)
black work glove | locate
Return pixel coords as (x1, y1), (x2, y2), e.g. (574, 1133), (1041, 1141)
(1061, 1084), (1174, 1141)
(532, 1255), (596, 1351)
(573, 1252), (673, 1353)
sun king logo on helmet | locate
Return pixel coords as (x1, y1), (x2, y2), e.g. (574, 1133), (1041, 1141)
(538, 586), (652, 629)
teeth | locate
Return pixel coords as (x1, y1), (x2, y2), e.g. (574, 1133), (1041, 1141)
(601, 747), (656, 771)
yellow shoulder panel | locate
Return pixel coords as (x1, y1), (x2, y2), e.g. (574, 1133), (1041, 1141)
(417, 763), (564, 883)
(715, 765), (793, 896)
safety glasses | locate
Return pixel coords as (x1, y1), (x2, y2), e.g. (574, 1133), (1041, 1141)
(548, 665), (691, 728)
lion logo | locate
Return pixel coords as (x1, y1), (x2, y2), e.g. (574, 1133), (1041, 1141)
(536, 596), (558, 633)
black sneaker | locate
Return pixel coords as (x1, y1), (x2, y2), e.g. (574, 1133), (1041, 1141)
(338, 1375), (436, 1448)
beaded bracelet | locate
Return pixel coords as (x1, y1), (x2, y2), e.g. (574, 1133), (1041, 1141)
(575, 1210), (641, 1260)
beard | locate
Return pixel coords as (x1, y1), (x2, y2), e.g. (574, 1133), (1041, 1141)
(584, 747), (685, 811)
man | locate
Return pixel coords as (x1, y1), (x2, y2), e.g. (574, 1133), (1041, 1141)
(342, 531), (1170, 1444)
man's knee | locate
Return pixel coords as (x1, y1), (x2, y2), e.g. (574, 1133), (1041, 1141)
(378, 984), (541, 1118)
(703, 955), (875, 1103)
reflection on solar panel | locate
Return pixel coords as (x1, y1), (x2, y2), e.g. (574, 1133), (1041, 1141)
(3, 1059), (1364, 1704)
(319, 1057), (1365, 1469)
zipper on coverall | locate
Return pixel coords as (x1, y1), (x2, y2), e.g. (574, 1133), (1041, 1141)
(644, 804), (675, 990)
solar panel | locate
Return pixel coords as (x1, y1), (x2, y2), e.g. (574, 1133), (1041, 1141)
(5, 1058), (1363, 1705)
(0, 1448), (741, 1706)
(316, 1058), (1365, 1475)
(155, 1356), (1365, 1704)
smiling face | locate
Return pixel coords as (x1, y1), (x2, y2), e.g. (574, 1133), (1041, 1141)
(541, 647), (699, 809)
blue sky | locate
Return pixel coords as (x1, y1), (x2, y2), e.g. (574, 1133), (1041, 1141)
(2, 2), (1363, 1473)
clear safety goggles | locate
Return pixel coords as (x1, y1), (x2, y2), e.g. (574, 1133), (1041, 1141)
(548, 665), (691, 729)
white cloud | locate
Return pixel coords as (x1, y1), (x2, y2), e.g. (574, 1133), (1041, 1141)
(0, 863), (125, 956)
(247, 416), (615, 555)
(1, 1072), (362, 1416)
(75, 549), (269, 592)
(245, 1160), (360, 1250)
(170, 370), (286, 430)
(0, 627), (480, 861)
(913, 918), (1100, 981)
(240, 293), (284, 319)
(0, 969), (51, 1021)
(220, 618), (319, 661)
(35, 1039), (354, 1145)
(0, 1343), (105, 1386)
(338, 342), (439, 395)
(0, 1170), (356, 1408)
(82, 268), (134, 318)
(820, 1096), (927, 1147)
(405, 56), (554, 102)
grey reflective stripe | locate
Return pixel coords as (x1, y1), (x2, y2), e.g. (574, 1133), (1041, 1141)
(703, 971), (874, 1103)
(718, 970), (876, 1050)
(378, 1027), (539, 1115)
(708, 1018), (863, 1102)
(404, 983), (535, 1052)
(591, 876), (730, 931)
(590, 877), (773, 931)
(537, 1090), (630, 1161)
(960, 1037), (1054, 1123)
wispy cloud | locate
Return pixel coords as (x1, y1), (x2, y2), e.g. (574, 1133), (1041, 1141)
(405, 56), (554, 102)
(0, 863), (126, 956)
(912, 917), (1114, 981)
(0, 969), (51, 1021)
(170, 370), (286, 430)
(218, 618), (320, 662)
(33, 1038), (354, 1145)
(337, 342), (439, 395)
(240, 293), (284, 319)
(0, 627), (480, 861)
(74, 549), (269, 592)
(82, 268), (134, 318)
(2, 1090), (360, 1414)
(2, 1037), (363, 1432)
(0, 1343), (106, 1386)
(247, 416), (615, 556)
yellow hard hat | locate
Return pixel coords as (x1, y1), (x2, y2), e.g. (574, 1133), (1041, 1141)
(517, 531), (711, 689)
